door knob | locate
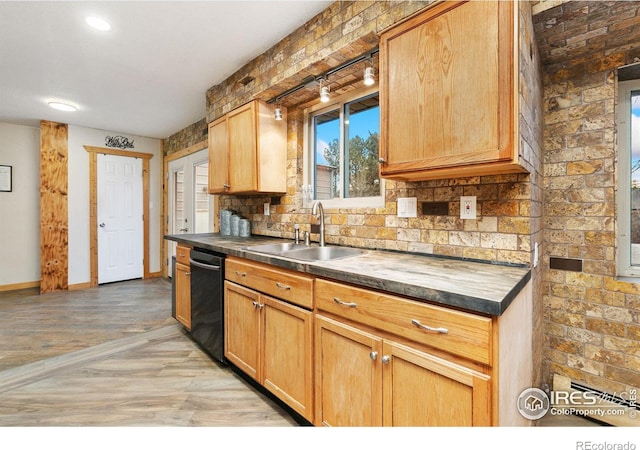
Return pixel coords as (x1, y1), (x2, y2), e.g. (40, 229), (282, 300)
(99, 223), (105, 228)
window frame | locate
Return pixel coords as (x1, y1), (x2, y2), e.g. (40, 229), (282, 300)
(616, 79), (640, 277)
(302, 85), (384, 209)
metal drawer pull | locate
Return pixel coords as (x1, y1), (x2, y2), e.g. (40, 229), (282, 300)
(189, 259), (220, 271)
(235, 271), (247, 277)
(370, 351), (378, 361)
(252, 301), (263, 310)
(275, 282), (291, 290)
(333, 297), (357, 308)
(381, 355), (391, 365)
(411, 319), (448, 334)
(185, 272), (191, 276)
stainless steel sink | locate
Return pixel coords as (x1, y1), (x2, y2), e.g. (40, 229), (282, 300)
(244, 243), (364, 261)
(243, 242), (310, 255)
(283, 245), (363, 261)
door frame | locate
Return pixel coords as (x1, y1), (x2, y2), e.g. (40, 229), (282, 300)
(84, 145), (154, 288)
(163, 141), (218, 278)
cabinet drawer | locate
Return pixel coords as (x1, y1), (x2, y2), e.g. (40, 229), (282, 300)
(315, 279), (492, 365)
(226, 257), (314, 309)
(176, 245), (191, 266)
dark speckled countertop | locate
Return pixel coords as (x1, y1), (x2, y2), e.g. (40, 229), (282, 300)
(166, 233), (531, 316)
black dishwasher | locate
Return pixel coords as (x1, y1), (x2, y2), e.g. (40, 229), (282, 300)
(189, 248), (226, 364)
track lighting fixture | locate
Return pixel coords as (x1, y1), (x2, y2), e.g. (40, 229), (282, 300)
(266, 47), (378, 108)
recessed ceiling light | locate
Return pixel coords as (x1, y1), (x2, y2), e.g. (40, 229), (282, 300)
(48, 101), (78, 112)
(86, 16), (111, 31)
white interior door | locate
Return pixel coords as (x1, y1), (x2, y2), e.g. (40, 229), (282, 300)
(97, 154), (143, 284)
(168, 149), (213, 276)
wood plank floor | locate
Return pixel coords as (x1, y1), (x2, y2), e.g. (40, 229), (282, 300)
(0, 277), (600, 429)
(0, 278), (297, 426)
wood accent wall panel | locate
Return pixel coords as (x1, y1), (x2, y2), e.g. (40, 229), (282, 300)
(40, 121), (69, 293)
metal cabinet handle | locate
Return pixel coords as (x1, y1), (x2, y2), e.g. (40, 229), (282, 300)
(99, 223), (106, 228)
(184, 272), (191, 276)
(235, 271), (247, 277)
(370, 351), (378, 361)
(252, 301), (263, 310)
(378, 157), (386, 164)
(381, 355), (390, 365)
(179, 228), (189, 232)
(411, 319), (448, 334)
(333, 297), (357, 308)
(223, 184), (231, 189)
(275, 282), (291, 290)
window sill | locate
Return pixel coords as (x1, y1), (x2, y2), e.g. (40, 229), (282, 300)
(303, 196), (385, 210)
(615, 275), (640, 284)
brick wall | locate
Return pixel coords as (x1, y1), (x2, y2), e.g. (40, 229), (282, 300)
(214, 1), (543, 268)
(535, 1), (640, 395)
(163, 118), (208, 156)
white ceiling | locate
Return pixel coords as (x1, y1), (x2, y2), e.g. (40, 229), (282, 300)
(0, 1), (333, 139)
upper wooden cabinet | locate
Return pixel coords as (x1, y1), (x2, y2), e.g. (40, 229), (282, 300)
(208, 99), (287, 195)
(379, 0), (528, 181)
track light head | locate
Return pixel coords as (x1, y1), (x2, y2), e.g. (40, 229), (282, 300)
(363, 66), (375, 86)
(319, 80), (330, 103)
(274, 105), (283, 121)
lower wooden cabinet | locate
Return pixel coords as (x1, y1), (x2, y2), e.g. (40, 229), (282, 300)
(314, 314), (382, 426)
(174, 262), (191, 330)
(220, 256), (531, 427)
(224, 280), (314, 421)
(383, 338), (491, 426)
(314, 315), (491, 427)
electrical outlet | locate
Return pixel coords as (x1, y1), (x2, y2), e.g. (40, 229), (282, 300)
(264, 202), (270, 216)
(460, 196), (477, 220)
(397, 197), (417, 218)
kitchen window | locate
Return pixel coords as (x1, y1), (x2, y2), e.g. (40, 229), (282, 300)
(616, 78), (640, 277)
(303, 86), (384, 209)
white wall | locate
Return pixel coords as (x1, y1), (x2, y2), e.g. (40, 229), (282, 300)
(0, 122), (40, 286)
(0, 121), (163, 289)
(68, 126), (162, 286)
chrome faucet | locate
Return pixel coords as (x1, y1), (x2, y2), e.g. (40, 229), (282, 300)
(312, 201), (325, 247)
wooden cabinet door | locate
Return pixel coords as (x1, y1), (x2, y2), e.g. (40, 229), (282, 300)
(224, 281), (262, 381)
(227, 102), (257, 193)
(315, 315), (383, 426)
(379, 0), (514, 179)
(208, 116), (228, 193)
(263, 296), (314, 422)
(174, 262), (191, 330)
(382, 340), (491, 426)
